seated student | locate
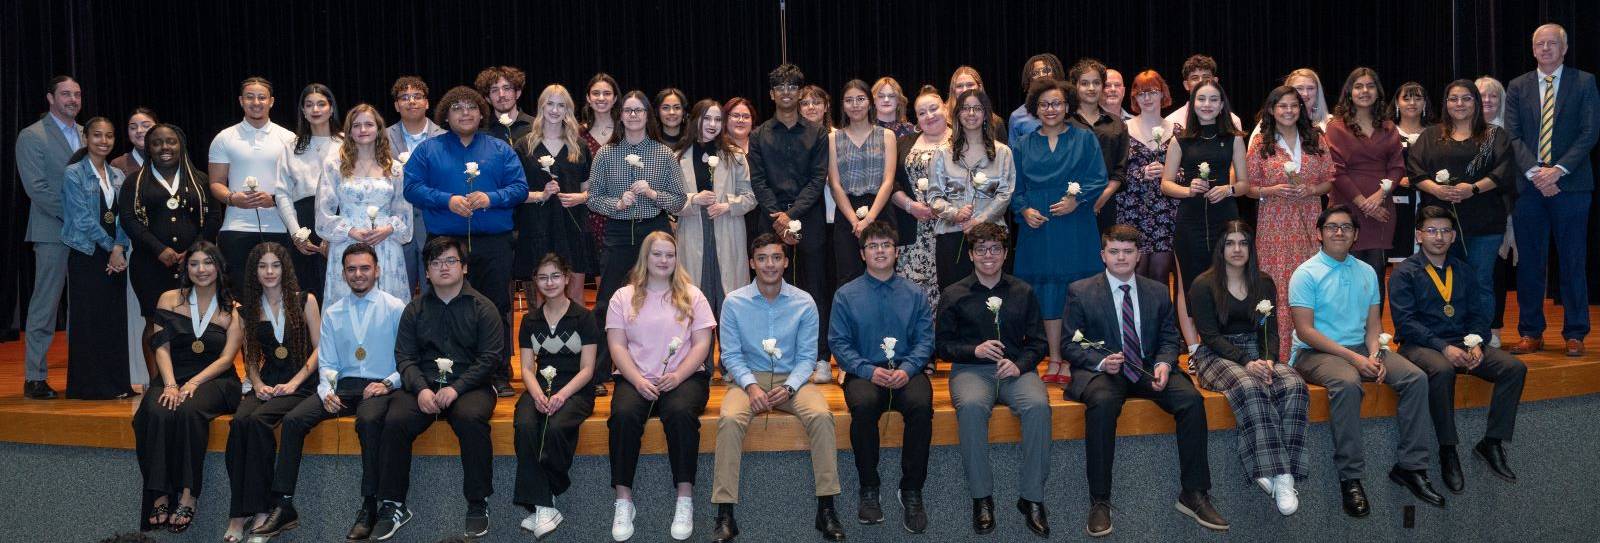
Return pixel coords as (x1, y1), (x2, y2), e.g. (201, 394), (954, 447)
(1062, 224), (1225, 537)
(710, 233), (845, 543)
(1389, 205), (1525, 492)
(1187, 220), (1309, 516)
(272, 243), (404, 541)
(513, 254), (600, 538)
(372, 236), (503, 541)
(829, 220), (936, 533)
(1289, 205), (1442, 517)
(935, 223), (1052, 537)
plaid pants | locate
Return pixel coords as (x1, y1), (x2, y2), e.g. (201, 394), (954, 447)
(1193, 334), (1310, 480)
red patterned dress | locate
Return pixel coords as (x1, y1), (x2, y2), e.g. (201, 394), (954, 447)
(1247, 132), (1334, 361)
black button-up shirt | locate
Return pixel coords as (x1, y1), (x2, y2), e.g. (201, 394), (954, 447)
(1389, 252), (1491, 352)
(748, 117), (829, 218)
(1070, 110), (1130, 186)
(935, 274), (1048, 371)
(396, 284), (505, 393)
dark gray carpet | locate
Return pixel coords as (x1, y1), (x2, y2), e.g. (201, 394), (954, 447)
(5, 394), (1598, 542)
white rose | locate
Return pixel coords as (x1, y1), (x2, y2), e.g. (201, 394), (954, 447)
(1435, 169), (1451, 184)
(435, 358), (454, 374)
(704, 155), (721, 168)
(464, 162), (480, 176)
(244, 176), (259, 191)
(320, 368), (338, 387)
(787, 220), (802, 233)
(366, 206), (380, 220)
(1378, 332), (1394, 350)
(539, 366), (558, 382)
(1066, 182), (1082, 196)
(396, 151), (411, 164)
(293, 227), (312, 242)
(973, 171), (989, 188)
(1197, 162), (1211, 178)
(1072, 329), (1086, 343)
(537, 155), (556, 169)
(625, 154), (644, 168)
(855, 206), (869, 220)
(916, 177), (930, 192)
(726, 195), (743, 204)
(1151, 126), (1165, 143)
(1463, 334), (1483, 349)
(1256, 299), (1273, 315)
(668, 336), (684, 353)
(986, 296), (1003, 313)
(1380, 178), (1394, 193)
(1283, 162), (1299, 176)
(498, 113), (514, 126)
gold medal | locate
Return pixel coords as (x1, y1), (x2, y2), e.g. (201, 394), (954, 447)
(166, 197), (180, 210)
(274, 345), (289, 359)
(355, 346), (367, 360)
(1443, 304), (1455, 317)
(102, 211), (115, 224)
(1425, 265), (1455, 319)
(191, 339), (206, 354)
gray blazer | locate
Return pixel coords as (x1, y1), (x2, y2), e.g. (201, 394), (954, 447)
(15, 115), (83, 243)
(386, 120), (446, 157)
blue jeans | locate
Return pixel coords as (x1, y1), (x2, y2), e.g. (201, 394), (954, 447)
(1514, 190), (1591, 339)
(1449, 233), (1502, 314)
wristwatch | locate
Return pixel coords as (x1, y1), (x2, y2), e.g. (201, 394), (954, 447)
(779, 384), (796, 396)
(1471, 184), (1483, 195)
(381, 378), (396, 391)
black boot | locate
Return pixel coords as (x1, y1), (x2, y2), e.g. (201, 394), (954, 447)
(857, 487), (883, 524)
(711, 504), (739, 543)
(971, 497), (995, 534)
(250, 497), (300, 537)
(815, 496), (846, 541)
(1440, 446), (1465, 493)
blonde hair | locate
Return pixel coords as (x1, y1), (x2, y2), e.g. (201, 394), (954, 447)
(1474, 76), (1507, 127)
(871, 77), (909, 123)
(945, 66), (983, 113)
(626, 231), (697, 324)
(524, 84), (585, 162)
(337, 104), (395, 178)
(1286, 68), (1330, 124)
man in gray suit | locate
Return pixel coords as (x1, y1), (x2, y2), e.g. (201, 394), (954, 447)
(13, 75), (84, 399)
(387, 76), (446, 293)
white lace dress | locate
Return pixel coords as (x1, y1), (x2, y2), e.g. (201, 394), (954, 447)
(315, 160), (413, 304)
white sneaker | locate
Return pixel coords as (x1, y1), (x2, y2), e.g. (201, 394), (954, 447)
(1272, 474), (1299, 516)
(1255, 477), (1273, 495)
(611, 499), (636, 541)
(811, 359), (833, 383)
(521, 506), (563, 538)
(670, 496), (694, 540)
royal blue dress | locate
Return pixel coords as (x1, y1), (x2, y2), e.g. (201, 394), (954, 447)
(1010, 125), (1108, 319)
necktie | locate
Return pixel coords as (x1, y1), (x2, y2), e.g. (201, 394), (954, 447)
(1119, 284), (1144, 382)
(1539, 74), (1556, 165)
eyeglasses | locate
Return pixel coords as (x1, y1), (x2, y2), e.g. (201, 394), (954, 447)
(863, 242), (895, 251)
(1037, 100), (1067, 111)
(772, 85), (799, 94)
(728, 112), (753, 121)
(1136, 90), (1163, 99)
(1030, 67), (1055, 78)
(449, 103), (478, 113)
(970, 246), (1005, 256)
(397, 93), (427, 103)
(621, 107), (648, 116)
(429, 257), (463, 269)
(958, 105), (985, 114)
(843, 96), (870, 105)
(535, 272), (566, 283)
(1420, 226), (1456, 237)
(1320, 224), (1356, 233)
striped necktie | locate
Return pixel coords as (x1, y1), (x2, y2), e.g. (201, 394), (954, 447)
(1119, 284), (1144, 382)
(1539, 74), (1556, 165)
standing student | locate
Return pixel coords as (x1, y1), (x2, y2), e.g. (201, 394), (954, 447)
(828, 79), (899, 283)
(675, 99), (756, 314)
(1391, 81), (1431, 266)
(317, 104), (413, 304)
(478, 66), (534, 145)
(929, 88), (1014, 289)
(387, 76), (446, 293)
(1165, 55), (1245, 129)
(60, 116), (135, 399)
(1009, 54), (1066, 143)
(279, 83), (340, 299)
(946, 65), (1009, 142)
(1068, 59), (1131, 236)
(1119, 70), (1180, 283)
(651, 88), (690, 147)
(514, 85), (597, 303)
(14, 75), (83, 399)
(581, 73), (623, 292)
(209, 76), (297, 289)
(1326, 68), (1403, 291)
(872, 77), (918, 137)
(112, 107), (157, 176)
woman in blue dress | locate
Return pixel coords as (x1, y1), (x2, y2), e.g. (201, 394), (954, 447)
(1011, 79), (1108, 384)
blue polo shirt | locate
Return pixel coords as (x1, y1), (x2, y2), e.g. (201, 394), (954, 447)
(1288, 250), (1380, 364)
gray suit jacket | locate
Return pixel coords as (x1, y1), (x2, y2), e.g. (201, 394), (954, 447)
(15, 115), (83, 242)
(386, 120), (446, 157)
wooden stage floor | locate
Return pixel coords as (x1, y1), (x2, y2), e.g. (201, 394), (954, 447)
(0, 295), (1595, 456)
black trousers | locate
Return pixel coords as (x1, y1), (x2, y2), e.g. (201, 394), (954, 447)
(934, 231), (976, 291)
(832, 193), (879, 284)
(757, 205), (831, 360)
(431, 232), (514, 384)
(218, 230), (292, 291)
(378, 386), (497, 503)
(1402, 344), (1526, 447)
(592, 214), (672, 385)
(225, 390), (311, 516)
(607, 373), (709, 488)
(514, 391), (595, 509)
(274, 389), (392, 498)
(843, 373), (933, 491)
(134, 377), (240, 530)
(291, 197), (327, 298)
(1075, 369), (1211, 500)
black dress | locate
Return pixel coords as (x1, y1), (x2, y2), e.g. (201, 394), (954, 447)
(1173, 124), (1243, 291)
(134, 306), (240, 529)
(66, 194), (134, 399)
(119, 169), (214, 317)
(226, 302), (315, 518)
(514, 142), (597, 276)
(513, 301), (600, 509)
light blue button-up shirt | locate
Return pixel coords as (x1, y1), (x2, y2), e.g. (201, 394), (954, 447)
(1288, 250), (1380, 364)
(719, 281), (819, 391)
(317, 288), (406, 398)
(829, 272), (936, 378)
(52, 114), (81, 150)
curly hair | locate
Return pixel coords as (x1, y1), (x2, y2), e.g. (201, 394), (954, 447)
(625, 231), (697, 324)
(433, 86), (490, 131)
(337, 104), (395, 178)
(237, 242), (312, 377)
(1332, 67), (1392, 139)
(1255, 85), (1325, 159)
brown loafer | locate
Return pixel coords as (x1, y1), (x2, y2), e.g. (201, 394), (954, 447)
(1566, 339), (1584, 357)
(1507, 337), (1543, 355)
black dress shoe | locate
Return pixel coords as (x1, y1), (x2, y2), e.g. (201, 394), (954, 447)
(250, 499), (300, 537)
(1340, 479), (1370, 518)
(1086, 500), (1113, 537)
(346, 504), (375, 541)
(898, 489), (927, 533)
(972, 497), (995, 534)
(1175, 491), (1229, 531)
(1388, 466), (1446, 507)
(815, 502), (846, 541)
(1474, 439), (1517, 482)
(857, 487), (883, 524)
(1440, 446), (1465, 493)
(23, 380), (56, 400)
(1017, 498), (1049, 537)
(712, 505), (739, 543)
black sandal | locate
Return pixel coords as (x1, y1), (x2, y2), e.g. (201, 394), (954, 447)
(143, 503), (170, 532)
(168, 504), (195, 534)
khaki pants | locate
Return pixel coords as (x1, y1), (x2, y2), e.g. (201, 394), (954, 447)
(711, 372), (840, 503)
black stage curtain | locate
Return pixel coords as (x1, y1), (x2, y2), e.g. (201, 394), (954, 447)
(3, 0), (1597, 336)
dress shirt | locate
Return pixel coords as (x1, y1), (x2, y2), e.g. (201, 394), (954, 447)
(1070, 110), (1130, 186)
(1008, 105), (1039, 146)
(52, 114), (81, 150)
(605, 284), (717, 378)
(277, 135), (340, 232)
(1525, 65), (1572, 176)
(316, 289), (405, 398)
(586, 136), (687, 220)
(829, 272), (936, 378)
(935, 274), (1047, 371)
(394, 285), (504, 393)
(719, 281), (820, 391)
(208, 120), (296, 233)
(401, 131), (528, 236)
(748, 117), (829, 218)
(1100, 271), (1166, 372)
(1389, 252), (1491, 352)
(1288, 250), (1381, 362)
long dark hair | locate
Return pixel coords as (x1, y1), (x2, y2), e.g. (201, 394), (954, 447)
(618, 90), (655, 141)
(177, 240), (235, 317)
(237, 242), (311, 374)
(1332, 67), (1392, 138)
(1391, 81), (1432, 126)
(1438, 79), (1490, 143)
(1178, 80), (1243, 140)
(1197, 220), (1262, 324)
(950, 88), (997, 163)
(1256, 85), (1325, 159)
(580, 73), (622, 145)
(125, 107), (158, 155)
(67, 117), (115, 165)
(649, 87), (688, 143)
(674, 98), (736, 156)
(293, 83), (342, 154)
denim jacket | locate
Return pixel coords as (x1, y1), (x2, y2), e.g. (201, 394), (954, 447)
(61, 158), (130, 255)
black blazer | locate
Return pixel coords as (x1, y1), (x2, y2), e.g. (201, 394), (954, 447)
(1504, 66), (1600, 192)
(1061, 273), (1183, 400)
